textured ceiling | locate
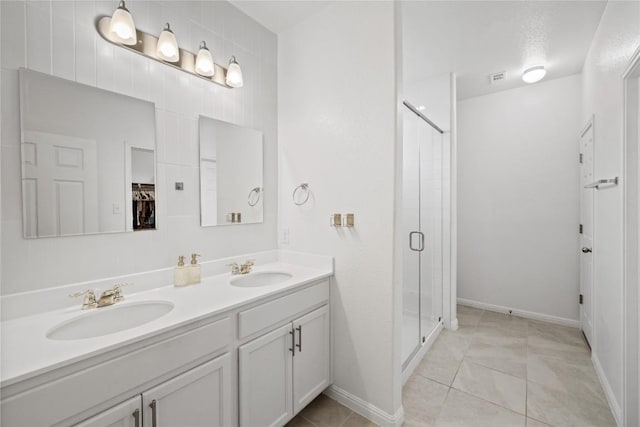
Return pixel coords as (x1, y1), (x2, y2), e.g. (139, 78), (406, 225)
(402, 1), (607, 100)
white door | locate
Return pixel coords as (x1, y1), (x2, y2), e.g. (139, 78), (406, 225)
(75, 396), (142, 427)
(142, 354), (232, 427)
(293, 305), (331, 414)
(22, 131), (98, 237)
(579, 119), (595, 345)
(239, 324), (294, 427)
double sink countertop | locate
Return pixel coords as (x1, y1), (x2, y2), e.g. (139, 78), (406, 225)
(1, 253), (333, 388)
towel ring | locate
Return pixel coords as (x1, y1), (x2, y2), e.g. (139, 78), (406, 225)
(292, 183), (310, 206)
(247, 187), (262, 207)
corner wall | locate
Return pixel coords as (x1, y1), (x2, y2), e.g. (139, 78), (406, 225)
(457, 74), (582, 324)
(277, 1), (400, 422)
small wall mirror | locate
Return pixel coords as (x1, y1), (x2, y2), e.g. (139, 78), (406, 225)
(19, 68), (157, 238)
(199, 116), (264, 226)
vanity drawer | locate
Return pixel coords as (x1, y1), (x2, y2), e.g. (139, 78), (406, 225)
(1, 316), (231, 427)
(238, 280), (329, 339)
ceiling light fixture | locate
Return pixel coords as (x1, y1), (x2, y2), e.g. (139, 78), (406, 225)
(226, 56), (243, 88)
(109, 0), (137, 45)
(157, 23), (179, 63)
(195, 41), (214, 77)
(522, 65), (546, 84)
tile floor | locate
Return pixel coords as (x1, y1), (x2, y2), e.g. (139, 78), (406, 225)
(289, 305), (616, 427)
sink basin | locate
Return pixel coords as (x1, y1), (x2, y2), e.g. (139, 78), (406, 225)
(230, 272), (292, 287)
(47, 301), (174, 340)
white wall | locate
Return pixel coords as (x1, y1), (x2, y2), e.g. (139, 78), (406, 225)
(0, 0), (277, 294)
(581, 1), (640, 422)
(278, 1), (400, 420)
(458, 74), (582, 322)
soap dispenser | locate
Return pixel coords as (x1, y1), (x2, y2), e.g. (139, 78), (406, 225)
(174, 255), (189, 287)
(189, 253), (201, 285)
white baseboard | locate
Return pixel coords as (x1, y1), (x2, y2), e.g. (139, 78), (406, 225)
(592, 353), (622, 426)
(401, 322), (443, 385)
(449, 318), (459, 331)
(457, 298), (580, 328)
(324, 385), (404, 427)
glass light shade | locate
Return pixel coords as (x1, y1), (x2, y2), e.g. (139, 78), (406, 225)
(226, 56), (243, 88)
(109, 1), (137, 45)
(157, 23), (179, 63)
(522, 65), (546, 83)
(195, 41), (215, 77)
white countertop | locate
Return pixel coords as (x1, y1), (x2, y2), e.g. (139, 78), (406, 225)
(1, 261), (332, 388)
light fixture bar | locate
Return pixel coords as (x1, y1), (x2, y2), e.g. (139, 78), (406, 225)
(96, 16), (234, 89)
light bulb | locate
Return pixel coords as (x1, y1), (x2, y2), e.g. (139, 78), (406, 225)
(109, 0), (137, 45)
(522, 65), (546, 83)
(195, 41), (214, 77)
(156, 23), (179, 63)
(226, 56), (243, 88)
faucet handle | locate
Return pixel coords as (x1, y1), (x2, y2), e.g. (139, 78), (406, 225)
(244, 259), (255, 266)
(69, 289), (98, 310)
(112, 283), (131, 302)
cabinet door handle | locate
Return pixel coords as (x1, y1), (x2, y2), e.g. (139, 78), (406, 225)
(289, 330), (295, 356)
(149, 400), (158, 427)
(296, 325), (302, 352)
(132, 408), (140, 427)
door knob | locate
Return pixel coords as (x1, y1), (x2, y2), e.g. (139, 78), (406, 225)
(582, 247), (592, 253)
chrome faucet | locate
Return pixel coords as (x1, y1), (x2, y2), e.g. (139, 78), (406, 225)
(69, 283), (129, 310)
(229, 260), (255, 275)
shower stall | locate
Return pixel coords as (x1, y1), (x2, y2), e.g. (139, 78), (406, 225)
(401, 100), (445, 370)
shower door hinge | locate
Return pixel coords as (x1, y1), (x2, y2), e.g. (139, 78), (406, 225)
(579, 153), (583, 164)
(579, 294), (584, 304)
(579, 224), (583, 234)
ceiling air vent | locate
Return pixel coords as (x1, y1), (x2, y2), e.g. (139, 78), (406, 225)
(489, 71), (507, 84)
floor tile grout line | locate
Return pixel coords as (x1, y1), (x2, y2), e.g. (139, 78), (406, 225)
(453, 388), (528, 419)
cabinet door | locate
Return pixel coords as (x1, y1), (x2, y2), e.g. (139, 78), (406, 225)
(239, 323), (294, 427)
(293, 305), (331, 413)
(142, 354), (231, 427)
(74, 396), (142, 427)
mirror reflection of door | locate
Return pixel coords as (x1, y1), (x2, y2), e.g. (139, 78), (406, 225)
(22, 131), (99, 237)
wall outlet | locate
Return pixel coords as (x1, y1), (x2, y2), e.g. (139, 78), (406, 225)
(281, 228), (290, 245)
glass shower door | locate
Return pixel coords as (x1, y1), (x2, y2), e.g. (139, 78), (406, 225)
(401, 105), (444, 369)
(402, 110), (421, 365)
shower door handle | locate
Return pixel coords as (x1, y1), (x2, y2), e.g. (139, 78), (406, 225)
(409, 231), (425, 252)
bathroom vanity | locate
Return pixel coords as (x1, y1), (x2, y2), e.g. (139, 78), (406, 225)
(0, 253), (333, 427)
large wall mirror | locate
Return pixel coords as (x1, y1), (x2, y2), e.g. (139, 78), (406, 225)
(199, 116), (263, 226)
(19, 68), (157, 238)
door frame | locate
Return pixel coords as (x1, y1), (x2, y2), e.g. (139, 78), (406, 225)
(622, 44), (640, 427)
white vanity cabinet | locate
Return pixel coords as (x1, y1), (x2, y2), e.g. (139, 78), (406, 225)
(141, 354), (232, 427)
(239, 304), (330, 426)
(1, 275), (332, 427)
(74, 354), (231, 427)
(75, 396), (142, 427)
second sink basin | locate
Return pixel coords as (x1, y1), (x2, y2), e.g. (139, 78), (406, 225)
(47, 301), (174, 341)
(231, 272), (292, 287)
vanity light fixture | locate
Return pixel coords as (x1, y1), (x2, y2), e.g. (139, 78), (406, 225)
(226, 56), (244, 88)
(109, 0), (137, 45)
(522, 65), (546, 83)
(157, 23), (179, 63)
(96, 17), (242, 89)
(195, 41), (215, 77)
